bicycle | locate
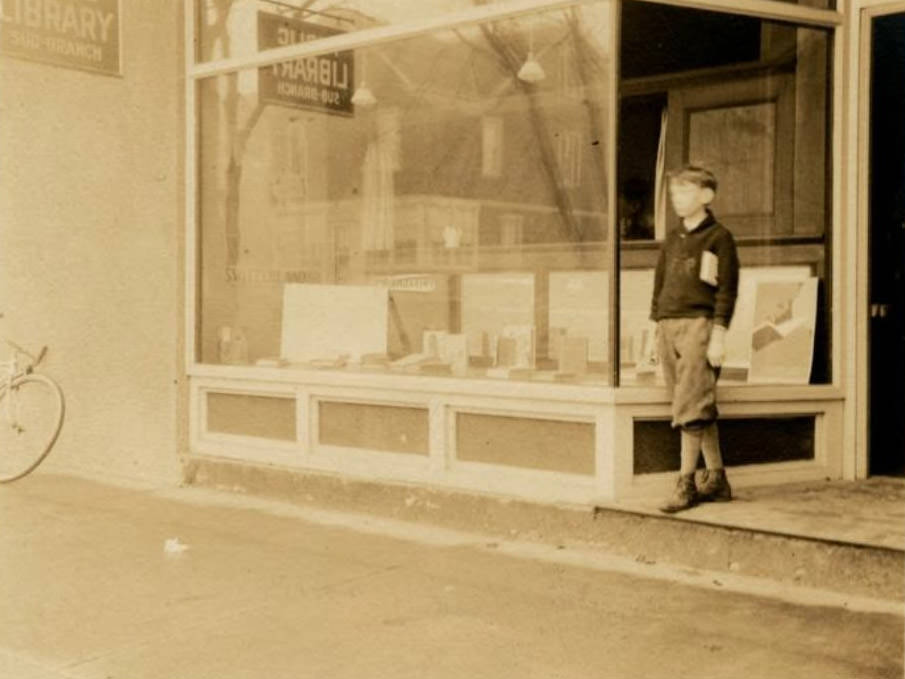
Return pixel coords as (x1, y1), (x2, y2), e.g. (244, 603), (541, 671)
(0, 324), (65, 482)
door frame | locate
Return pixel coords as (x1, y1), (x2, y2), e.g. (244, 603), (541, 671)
(850, 0), (905, 479)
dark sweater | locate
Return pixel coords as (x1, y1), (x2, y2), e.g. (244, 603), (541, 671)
(650, 211), (740, 327)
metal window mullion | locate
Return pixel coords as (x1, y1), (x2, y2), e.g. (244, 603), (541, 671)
(189, 0), (590, 80)
(610, 0), (621, 387)
(831, 19), (844, 393)
(185, 0), (200, 370)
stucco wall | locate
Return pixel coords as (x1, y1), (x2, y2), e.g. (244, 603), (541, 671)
(0, 3), (185, 484)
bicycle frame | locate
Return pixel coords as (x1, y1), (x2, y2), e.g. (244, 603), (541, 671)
(0, 341), (42, 434)
(1, 338), (45, 379)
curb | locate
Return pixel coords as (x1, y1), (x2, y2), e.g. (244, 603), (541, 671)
(185, 457), (905, 602)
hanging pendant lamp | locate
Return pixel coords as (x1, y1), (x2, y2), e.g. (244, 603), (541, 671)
(352, 51), (378, 108)
(351, 82), (378, 108)
(517, 23), (546, 83)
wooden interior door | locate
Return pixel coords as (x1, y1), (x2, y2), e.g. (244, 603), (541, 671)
(665, 72), (795, 238)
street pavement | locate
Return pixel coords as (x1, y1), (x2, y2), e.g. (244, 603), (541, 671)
(0, 473), (902, 679)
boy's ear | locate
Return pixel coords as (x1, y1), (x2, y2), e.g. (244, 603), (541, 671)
(700, 187), (715, 205)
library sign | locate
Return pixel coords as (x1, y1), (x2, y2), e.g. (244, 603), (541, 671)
(258, 12), (354, 116)
(0, 0), (120, 76)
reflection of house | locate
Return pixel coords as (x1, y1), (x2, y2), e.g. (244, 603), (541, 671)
(202, 13), (615, 361)
(258, 16), (611, 277)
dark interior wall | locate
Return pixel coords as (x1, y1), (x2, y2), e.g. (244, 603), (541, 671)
(634, 417), (816, 474)
(620, 1), (761, 79)
(869, 13), (905, 476)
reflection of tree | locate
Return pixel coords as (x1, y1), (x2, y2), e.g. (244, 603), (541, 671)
(478, 21), (582, 243)
(204, 1), (261, 267)
(204, 0), (612, 261)
(564, 7), (608, 215)
(204, 0), (323, 268)
(473, 4), (609, 246)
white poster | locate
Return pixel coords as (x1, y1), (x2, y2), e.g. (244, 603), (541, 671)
(620, 269), (655, 365)
(747, 277), (818, 384)
(723, 266), (812, 373)
(281, 284), (389, 363)
(461, 273), (534, 357)
(549, 271), (609, 362)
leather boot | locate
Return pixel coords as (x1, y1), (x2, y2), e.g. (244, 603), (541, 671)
(697, 468), (732, 502)
(659, 473), (697, 513)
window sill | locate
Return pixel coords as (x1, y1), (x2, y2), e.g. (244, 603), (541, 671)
(187, 363), (843, 405)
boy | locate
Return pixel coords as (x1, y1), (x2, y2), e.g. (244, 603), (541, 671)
(649, 166), (739, 513)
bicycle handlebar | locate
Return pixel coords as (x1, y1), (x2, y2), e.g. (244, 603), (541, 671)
(2, 338), (46, 369)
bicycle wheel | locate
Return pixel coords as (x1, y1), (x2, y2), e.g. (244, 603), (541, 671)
(0, 373), (65, 482)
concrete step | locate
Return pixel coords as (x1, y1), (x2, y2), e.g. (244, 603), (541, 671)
(186, 458), (905, 603)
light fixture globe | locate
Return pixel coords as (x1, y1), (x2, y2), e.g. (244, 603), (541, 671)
(517, 53), (546, 83)
(351, 82), (377, 108)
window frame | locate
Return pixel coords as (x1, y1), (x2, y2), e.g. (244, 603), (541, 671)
(185, 0), (844, 393)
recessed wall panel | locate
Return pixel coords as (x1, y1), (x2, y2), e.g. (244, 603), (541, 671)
(318, 402), (429, 455)
(633, 416), (816, 474)
(207, 393), (297, 441)
(456, 413), (595, 475)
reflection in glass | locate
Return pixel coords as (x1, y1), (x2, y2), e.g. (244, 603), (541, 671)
(198, 3), (614, 384)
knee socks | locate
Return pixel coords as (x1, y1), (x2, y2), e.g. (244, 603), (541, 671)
(679, 423), (723, 475)
(679, 429), (703, 476)
(701, 422), (724, 470)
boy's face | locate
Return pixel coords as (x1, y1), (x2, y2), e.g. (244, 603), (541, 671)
(669, 179), (713, 218)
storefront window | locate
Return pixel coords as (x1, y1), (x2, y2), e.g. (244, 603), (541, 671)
(617, 2), (832, 386)
(197, 2), (615, 383)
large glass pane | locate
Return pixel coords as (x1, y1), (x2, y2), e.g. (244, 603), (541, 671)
(198, 3), (615, 385)
(617, 1), (832, 386)
(196, 0), (514, 63)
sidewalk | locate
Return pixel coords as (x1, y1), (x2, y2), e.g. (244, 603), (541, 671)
(617, 476), (905, 550)
(0, 472), (902, 679)
(187, 458), (905, 602)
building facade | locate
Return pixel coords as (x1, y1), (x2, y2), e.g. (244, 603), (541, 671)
(1, 0), (901, 500)
(0, 1), (185, 484)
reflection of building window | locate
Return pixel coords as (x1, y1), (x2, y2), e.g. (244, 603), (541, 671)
(270, 120), (309, 210)
(361, 110), (400, 251)
(482, 116), (503, 178)
(558, 44), (583, 99)
(556, 129), (582, 188)
(377, 107), (401, 171)
(499, 213), (524, 246)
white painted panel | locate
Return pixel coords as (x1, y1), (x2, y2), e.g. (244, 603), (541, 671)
(281, 283), (389, 362)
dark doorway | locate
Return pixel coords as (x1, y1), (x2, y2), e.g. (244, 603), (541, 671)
(868, 12), (905, 476)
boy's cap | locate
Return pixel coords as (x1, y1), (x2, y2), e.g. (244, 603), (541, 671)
(669, 165), (718, 192)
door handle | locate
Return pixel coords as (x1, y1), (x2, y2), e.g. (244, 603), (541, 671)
(870, 303), (891, 318)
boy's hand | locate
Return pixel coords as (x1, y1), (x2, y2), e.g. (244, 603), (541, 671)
(707, 324), (727, 368)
